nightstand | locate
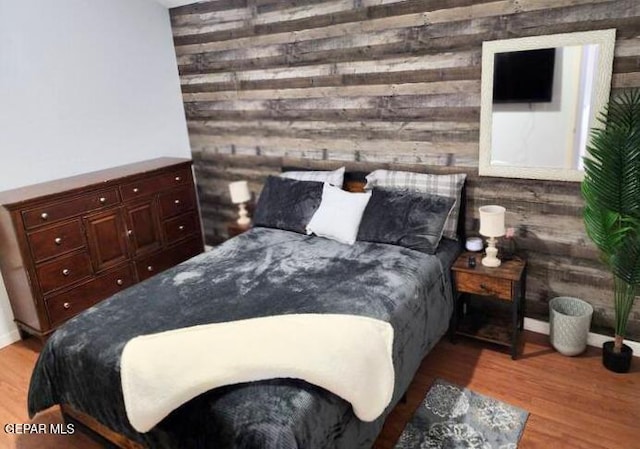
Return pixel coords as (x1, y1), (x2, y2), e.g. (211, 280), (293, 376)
(451, 252), (526, 359)
(227, 222), (250, 238)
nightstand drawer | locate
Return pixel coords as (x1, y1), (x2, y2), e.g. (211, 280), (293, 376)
(455, 271), (512, 300)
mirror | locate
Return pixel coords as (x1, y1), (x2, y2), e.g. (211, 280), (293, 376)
(479, 29), (616, 181)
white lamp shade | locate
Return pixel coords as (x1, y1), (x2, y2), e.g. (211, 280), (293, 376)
(479, 205), (506, 237)
(229, 181), (251, 204)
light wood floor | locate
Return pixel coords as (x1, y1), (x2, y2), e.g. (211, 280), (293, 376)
(0, 332), (638, 449)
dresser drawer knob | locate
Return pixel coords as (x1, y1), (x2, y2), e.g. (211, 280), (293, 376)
(133, 187), (139, 193)
(147, 265), (154, 272)
(99, 197), (107, 204)
(54, 237), (63, 245)
(41, 212), (49, 220)
(63, 302), (71, 310)
(175, 176), (182, 182)
(174, 199), (181, 205)
(116, 279), (124, 286)
(178, 225), (185, 231)
(62, 268), (70, 276)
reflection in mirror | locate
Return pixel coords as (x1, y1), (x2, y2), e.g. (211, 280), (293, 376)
(479, 30), (616, 181)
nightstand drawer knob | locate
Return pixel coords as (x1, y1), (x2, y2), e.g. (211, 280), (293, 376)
(116, 279), (124, 286)
(133, 187), (139, 193)
(178, 225), (185, 231)
(63, 302), (71, 310)
(175, 176), (182, 182)
(99, 197), (107, 204)
(147, 265), (154, 272)
(54, 237), (63, 245)
(41, 212), (49, 220)
(174, 199), (181, 205)
(62, 268), (70, 276)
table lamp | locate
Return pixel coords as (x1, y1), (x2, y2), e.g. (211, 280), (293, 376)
(479, 205), (506, 267)
(228, 180), (251, 227)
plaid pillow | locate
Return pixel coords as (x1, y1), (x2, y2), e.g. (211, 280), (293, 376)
(364, 170), (466, 240)
(280, 167), (345, 187)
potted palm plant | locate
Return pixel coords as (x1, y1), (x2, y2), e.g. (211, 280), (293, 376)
(582, 90), (640, 373)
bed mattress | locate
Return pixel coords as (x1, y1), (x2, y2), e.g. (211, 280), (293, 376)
(29, 227), (459, 449)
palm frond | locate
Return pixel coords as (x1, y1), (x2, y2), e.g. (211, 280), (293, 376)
(583, 89), (640, 342)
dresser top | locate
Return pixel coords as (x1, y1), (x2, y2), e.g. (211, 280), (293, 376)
(0, 157), (192, 207)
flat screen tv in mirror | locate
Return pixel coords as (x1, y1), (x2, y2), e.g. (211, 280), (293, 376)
(493, 48), (556, 103)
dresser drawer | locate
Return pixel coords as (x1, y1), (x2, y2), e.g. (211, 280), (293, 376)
(135, 236), (203, 281)
(120, 167), (191, 201)
(23, 189), (120, 229)
(163, 212), (200, 245)
(158, 186), (196, 219)
(28, 220), (85, 262)
(45, 265), (135, 327)
(454, 271), (513, 301)
(37, 252), (93, 294)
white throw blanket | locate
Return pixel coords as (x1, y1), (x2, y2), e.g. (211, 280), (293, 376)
(120, 314), (395, 433)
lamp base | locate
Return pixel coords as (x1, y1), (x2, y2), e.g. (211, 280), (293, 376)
(236, 203), (251, 228)
(482, 237), (502, 267)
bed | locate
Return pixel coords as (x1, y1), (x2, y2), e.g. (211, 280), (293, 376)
(28, 171), (465, 449)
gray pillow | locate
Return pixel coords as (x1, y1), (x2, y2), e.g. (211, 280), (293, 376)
(253, 176), (323, 234)
(357, 188), (455, 254)
(364, 170), (466, 240)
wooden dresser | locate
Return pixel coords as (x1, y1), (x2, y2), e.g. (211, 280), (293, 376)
(0, 158), (204, 340)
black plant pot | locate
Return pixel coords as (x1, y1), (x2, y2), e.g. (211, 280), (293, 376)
(602, 341), (633, 373)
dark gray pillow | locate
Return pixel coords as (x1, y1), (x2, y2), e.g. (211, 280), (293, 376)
(253, 176), (323, 234)
(357, 188), (456, 254)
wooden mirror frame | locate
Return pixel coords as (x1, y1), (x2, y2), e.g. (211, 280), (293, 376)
(478, 29), (616, 182)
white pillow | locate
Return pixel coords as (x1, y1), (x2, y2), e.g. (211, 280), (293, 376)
(306, 183), (372, 245)
(280, 167), (345, 187)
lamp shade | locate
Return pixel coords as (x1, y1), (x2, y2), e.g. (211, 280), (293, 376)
(229, 181), (251, 204)
(479, 205), (506, 237)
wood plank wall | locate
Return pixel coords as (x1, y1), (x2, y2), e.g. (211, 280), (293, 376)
(170, 0), (640, 339)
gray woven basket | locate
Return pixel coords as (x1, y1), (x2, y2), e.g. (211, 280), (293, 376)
(549, 296), (593, 356)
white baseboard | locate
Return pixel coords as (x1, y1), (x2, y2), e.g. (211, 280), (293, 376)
(524, 317), (640, 357)
(0, 328), (21, 350)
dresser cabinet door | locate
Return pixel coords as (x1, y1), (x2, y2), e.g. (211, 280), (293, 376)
(84, 209), (129, 272)
(124, 200), (161, 256)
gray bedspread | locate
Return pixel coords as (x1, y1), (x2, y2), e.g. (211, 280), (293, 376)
(29, 227), (458, 449)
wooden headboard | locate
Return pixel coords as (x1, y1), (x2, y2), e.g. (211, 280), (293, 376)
(343, 171), (367, 193)
(281, 168), (467, 241)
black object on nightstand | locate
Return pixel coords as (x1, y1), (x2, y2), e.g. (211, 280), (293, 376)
(450, 251), (527, 359)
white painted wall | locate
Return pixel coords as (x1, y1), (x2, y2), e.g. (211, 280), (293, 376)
(491, 46), (586, 169)
(0, 0), (190, 347)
